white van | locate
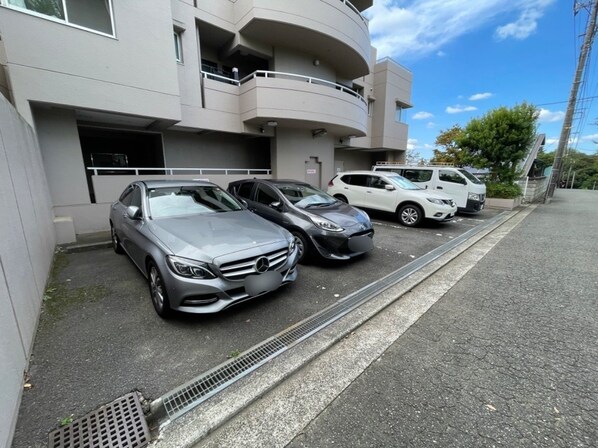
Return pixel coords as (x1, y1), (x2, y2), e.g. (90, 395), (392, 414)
(372, 163), (486, 213)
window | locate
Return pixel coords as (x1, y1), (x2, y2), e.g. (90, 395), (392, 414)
(236, 182), (254, 200)
(6, 0), (114, 35)
(403, 169), (432, 182)
(395, 104), (404, 123)
(367, 100), (374, 117)
(341, 174), (368, 187)
(174, 31), (183, 63)
(130, 186), (142, 209)
(256, 185), (279, 206)
(439, 170), (466, 185)
(367, 176), (388, 189)
(119, 185), (134, 205)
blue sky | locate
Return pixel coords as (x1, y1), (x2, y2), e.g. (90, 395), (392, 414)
(365, 0), (598, 160)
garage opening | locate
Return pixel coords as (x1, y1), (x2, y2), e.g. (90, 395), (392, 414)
(78, 126), (164, 203)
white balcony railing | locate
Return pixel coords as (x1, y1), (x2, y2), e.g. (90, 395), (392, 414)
(201, 70), (367, 106)
(87, 167), (271, 175)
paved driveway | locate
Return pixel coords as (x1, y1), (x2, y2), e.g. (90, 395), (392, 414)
(11, 209), (500, 448)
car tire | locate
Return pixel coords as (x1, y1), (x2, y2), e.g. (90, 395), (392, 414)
(398, 204), (423, 227)
(111, 224), (124, 254)
(291, 231), (310, 263)
(147, 261), (172, 318)
(334, 194), (348, 203)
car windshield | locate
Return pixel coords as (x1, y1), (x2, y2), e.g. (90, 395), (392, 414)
(386, 174), (422, 190)
(458, 169), (484, 184)
(148, 186), (242, 218)
(275, 183), (337, 209)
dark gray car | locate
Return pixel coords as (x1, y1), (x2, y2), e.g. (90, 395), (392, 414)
(228, 179), (374, 262)
(109, 180), (299, 317)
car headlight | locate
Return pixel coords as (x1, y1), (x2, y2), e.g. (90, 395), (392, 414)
(167, 256), (216, 279)
(426, 198), (445, 206)
(468, 192), (481, 201)
(309, 215), (344, 232)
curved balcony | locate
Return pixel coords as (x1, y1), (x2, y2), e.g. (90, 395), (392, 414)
(238, 71), (368, 136)
(235, 0), (370, 79)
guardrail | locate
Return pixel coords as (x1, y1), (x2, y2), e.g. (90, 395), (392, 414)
(86, 167), (272, 175)
(238, 70), (367, 106)
(339, 0), (369, 25)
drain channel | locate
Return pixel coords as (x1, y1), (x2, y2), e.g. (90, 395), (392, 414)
(158, 211), (511, 423)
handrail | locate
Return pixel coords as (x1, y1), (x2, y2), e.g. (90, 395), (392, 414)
(339, 0), (369, 25)
(86, 167), (271, 176)
(201, 71), (240, 86)
(238, 70), (367, 106)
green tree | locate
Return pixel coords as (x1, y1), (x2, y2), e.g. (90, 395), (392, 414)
(430, 125), (466, 166)
(457, 102), (539, 183)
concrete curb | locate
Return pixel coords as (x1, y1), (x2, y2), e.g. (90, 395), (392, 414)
(151, 206), (536, 448)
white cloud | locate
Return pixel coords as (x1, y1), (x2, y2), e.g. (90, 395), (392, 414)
(545, 137), (559, 146)
(538, 108), (565, 123)
(436, 50), (447, 57)
(446, 105), (477, 114)
(494, 0), (554, 41)
(412, 111), (434, 120)
(407, 138), (418, 150)
(469, 92), (493, 101)
(581, 133), (598, 141)
(426, 122), (436, 129)
(366, 0), (555, 60)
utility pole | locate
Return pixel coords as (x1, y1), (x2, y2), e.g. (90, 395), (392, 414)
(546, 0), (598, 199)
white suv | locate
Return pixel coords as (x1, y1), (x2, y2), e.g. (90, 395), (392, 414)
(327, 171), (457, 227)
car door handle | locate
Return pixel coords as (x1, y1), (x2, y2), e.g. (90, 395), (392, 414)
(366, 191), (373, 193)
(437, 186), (443, 190)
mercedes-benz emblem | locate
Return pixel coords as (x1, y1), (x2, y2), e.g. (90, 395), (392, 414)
(254, 256), (270, 273)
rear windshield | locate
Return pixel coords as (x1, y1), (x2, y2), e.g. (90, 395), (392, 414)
(458, 169), (484, 184)
(148, 186), (242, 218)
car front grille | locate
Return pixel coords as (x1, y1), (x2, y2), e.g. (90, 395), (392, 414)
(219, 248), (289, 281)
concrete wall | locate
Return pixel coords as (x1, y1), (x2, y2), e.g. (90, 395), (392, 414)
(272, 128), (335, 188)
(519, 177), (548, 203)
(0, 0), (181, 125)
(0, 95), (55, 448)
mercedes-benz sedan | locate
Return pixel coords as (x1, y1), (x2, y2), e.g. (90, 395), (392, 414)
(109, 180), (299, 317)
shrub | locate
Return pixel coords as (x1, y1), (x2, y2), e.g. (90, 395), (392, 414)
(486, 182), (522, 199)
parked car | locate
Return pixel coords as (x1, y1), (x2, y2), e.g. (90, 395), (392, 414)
(109, 180), (299, 317)
(372, 163), (486, 213)
(227, 179), (374, 262)
(327, 171), (457, 227)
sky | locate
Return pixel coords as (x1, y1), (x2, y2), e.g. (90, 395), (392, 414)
(364, 0), (598, 160)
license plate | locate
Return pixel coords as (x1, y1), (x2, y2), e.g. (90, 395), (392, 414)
(244, 271), (283, 296)
(348, 235), (374, 252)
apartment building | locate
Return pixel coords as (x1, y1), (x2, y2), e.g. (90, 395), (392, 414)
(0, 0), (412, 241)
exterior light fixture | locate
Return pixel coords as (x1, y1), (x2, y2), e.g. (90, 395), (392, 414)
(266, 121), (278, 127)
(313, 59), (320, 66)
(312, 128), (327, 138)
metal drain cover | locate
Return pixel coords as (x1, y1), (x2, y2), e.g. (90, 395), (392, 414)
(48, 393), (150, 448)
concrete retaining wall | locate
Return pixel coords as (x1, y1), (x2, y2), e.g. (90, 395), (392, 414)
(0, 94), (55, 448)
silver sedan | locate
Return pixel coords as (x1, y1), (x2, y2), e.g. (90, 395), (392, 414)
(109, 180), (299, 317)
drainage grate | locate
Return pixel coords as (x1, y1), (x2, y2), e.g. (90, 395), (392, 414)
(160, 212), (510, 421)
(49, 393), (150, 448)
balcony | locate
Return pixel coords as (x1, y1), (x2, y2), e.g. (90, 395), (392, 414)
(237, 71), (367, 136)
(235, 0), (370, 79)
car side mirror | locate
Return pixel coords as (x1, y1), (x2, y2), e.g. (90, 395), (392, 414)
(269, 201), (283, 211)
(239, 199), (248, 208)
(384, 184), (395, 191)
(126, 205), (142, 220)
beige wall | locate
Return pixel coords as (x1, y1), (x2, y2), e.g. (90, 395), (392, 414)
(33, 108), (90, 207)
(0, 94), (55, 448)
(0, 1), (181, 125)
(272, 128), (335, 187)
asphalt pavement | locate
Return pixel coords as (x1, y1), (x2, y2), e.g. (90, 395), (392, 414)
(11, 208), (499, 448)
(198, 189), (598, 447)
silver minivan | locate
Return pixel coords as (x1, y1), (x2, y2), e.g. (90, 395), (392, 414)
(372, 164), (486, 213)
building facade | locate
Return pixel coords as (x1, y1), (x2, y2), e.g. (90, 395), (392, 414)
(0, 0), (412, 240)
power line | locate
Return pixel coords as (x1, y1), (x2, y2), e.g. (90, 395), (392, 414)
(536, 95), (598, 106)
